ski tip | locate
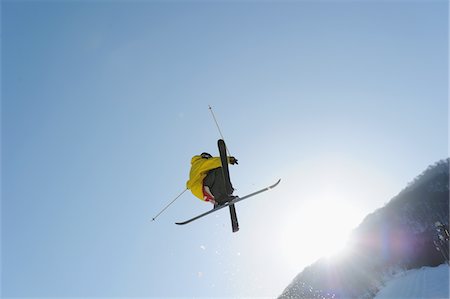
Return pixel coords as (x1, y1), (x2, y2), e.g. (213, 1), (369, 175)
(269, 179), (281, 189)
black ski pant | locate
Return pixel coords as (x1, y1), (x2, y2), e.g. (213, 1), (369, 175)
(203, 167), (234, 204)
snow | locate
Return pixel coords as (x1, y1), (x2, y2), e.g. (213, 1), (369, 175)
(375, 264), (449, 299)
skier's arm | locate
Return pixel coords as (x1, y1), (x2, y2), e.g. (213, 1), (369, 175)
(199, 156), (237, 169)
(199, 157), (222, 170)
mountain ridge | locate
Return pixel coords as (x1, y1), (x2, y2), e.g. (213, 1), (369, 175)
(279, 159), (449, 299)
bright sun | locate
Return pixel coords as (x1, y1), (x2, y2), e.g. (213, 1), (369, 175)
(281, 198), (360, 266)
(277, 157), (379, 267)
(304, 200), (355, 256)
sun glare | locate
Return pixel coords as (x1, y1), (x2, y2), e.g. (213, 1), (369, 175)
(278, 156), (386, 269)
(281, 197), (361, 268)
(306, 200), (354, 256)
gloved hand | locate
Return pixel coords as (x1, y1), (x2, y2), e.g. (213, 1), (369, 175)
(229, 156), (238, 165)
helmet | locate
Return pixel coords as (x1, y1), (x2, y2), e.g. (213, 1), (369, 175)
(201, 152), (212, 159)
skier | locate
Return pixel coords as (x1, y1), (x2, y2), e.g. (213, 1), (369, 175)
(186, 152), (238, 206)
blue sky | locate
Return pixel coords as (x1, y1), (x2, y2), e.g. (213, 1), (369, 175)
(2, 1), (448, 298)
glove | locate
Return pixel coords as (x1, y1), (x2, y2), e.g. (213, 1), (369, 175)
(229, 156), (238, 165)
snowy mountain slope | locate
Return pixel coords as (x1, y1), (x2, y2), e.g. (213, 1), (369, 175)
(375, 264), (449, 299)
(279, 159), (449, 299)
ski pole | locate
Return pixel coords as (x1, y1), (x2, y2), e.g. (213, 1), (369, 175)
(152, 188), (188, 221)
(208, 105), (232, 156)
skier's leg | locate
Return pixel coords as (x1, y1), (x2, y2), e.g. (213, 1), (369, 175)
(203, 170), (215, 188)
(208, 168), (229, 204)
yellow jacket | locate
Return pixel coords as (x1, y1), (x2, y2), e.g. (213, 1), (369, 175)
(186, 155), (230, 201)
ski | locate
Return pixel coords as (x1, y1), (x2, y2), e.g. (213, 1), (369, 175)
(217, 139), (233, 195)
(175, 179), (281, 226)
(218, 139), (239, 232)
(229, 204), (239, 233)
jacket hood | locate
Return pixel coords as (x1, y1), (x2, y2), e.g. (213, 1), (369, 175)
(191, 155), (202, 165)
